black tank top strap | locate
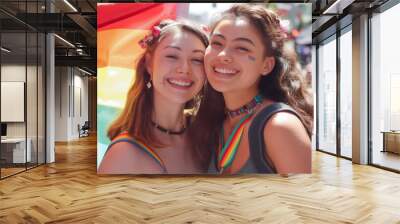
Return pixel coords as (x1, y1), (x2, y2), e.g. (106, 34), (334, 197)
(248, 103), (302, 173)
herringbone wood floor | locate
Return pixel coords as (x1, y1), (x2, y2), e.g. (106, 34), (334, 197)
(1, 135), (400, 223)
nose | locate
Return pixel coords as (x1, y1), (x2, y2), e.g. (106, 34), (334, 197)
(217, 49), (232, 64)
(176, 60), (191, 75)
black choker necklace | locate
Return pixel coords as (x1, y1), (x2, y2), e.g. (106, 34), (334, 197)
(225, 94), (263, 118)
(151, 121), (186, 135)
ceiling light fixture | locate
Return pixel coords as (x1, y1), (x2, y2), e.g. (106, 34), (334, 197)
(1, 47), (11, 53)
(54, 34), (75, 48)
(322, 0), (354, 15)
(78, 67), (93, 76)
(323, 0), (342, 14)
(63, 0), (78, 12)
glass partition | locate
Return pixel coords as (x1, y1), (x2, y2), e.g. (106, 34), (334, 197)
(0, 0), (46, 179)
(370, 3), (400, 171)
(1, 27), (28, 178)
(317, 35), (337, 155)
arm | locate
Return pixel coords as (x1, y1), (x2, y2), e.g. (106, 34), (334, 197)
(98, 141), (164, 174)
(263, 112), (311, 174)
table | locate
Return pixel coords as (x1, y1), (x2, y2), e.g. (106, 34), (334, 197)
(1, 138), (31, 163)
(381, 131), (400, 154)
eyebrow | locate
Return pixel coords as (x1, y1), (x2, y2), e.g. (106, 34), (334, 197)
(192, 49), (205, 54)
(164, 45), (204, 54)
(164, 45), (181, 50)
(234, 37), (255, 47)
(212, 33), (255, 47)
(213, 33), (226, 40)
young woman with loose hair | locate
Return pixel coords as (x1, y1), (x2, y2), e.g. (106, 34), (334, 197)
(98, 20), (209, 174)
(189, 4), (313, 174)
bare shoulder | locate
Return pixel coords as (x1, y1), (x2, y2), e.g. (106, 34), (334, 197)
(264, 112), (308, 138)
(97, 141), (163, 174)
(263, 111), (311, 174)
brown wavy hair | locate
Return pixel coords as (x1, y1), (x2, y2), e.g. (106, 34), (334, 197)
(189, 4), (314, 166)
(107, 19), (209, 147)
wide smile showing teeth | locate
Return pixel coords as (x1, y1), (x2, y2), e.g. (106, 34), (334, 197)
(214, 67), (238, 75)
(167, 78), (193, 88)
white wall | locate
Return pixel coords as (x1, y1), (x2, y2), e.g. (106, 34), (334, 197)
(1, 65), (34, 138)
(1, 63), (46, 164)
(72, 73), (89, 138)
(54, 67), (89, 141)
(55, 66), (69, 141)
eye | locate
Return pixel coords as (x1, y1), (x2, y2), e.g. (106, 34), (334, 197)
(166, 55), (178, 60)
(211, 41), (223, 48)
(237, 47), (250, 52)
(191, 58), (204, 65)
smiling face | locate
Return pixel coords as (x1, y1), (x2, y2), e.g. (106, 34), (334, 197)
(204, 17), (274, 95)
(148, 29), (206, 104)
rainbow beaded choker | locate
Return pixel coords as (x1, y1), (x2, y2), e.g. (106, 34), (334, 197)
(225, 94), (263, 118)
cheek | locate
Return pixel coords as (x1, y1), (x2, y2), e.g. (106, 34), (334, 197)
(157, 57), (172, 67)
(150, 60), (163, 81)
(240, 54), (259, 68)
(156, 54), (178, 68)
(247, 55), (257, 62)
(204, 50), (214, 68)
(243, 59), (262, 79)
(192, 66), (206, 83)
(151, 70), (163, 84)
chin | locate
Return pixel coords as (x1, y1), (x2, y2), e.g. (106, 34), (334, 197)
(168, 94), (195, 104)
(207, 79), (231, 93)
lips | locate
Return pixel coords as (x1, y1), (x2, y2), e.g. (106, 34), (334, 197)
(212, 66), (239, 78)
(166, 78), (194, 89)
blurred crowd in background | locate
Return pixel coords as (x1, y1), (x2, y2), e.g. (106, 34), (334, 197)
(182, 3), (312, 87)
